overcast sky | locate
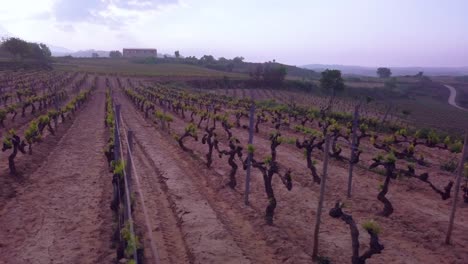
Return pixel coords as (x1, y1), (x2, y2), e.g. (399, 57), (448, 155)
(1, 0), (467, 67)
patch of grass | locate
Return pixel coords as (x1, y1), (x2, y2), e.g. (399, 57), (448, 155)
(53, 58), (247, 78)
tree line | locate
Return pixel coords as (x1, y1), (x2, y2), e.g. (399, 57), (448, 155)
(0, 37), (51, 63)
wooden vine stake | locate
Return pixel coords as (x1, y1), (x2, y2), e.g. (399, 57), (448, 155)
(445, 132), (468, 244)
(347, 104), (360, 198)
(125, 130), (134, 195)
(312, 134), (331, 260)
(114, 105), (121, 161)
(244, 103), (256, 205)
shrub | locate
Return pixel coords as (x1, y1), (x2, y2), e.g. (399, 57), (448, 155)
(443, 136), (451, 146)
(427, 130), (440, 145)
(185, 123), (197, 136)
(113, 160), (125, 177)
(121, 222), (141, 259)
(247, 144), (255, 154)
(25, 120), (40, 143)
(441, 159), (457, 173)
(362, 220), (381, 235)
(415, 128), (430, 139)
(385, 152), (396, 163)
(396, 128), (407, 137)
(449, 140), (463, 153)
(0, 109), (6, 120)
(2, 137), (12, 148)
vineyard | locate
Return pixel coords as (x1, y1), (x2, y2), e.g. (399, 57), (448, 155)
(0, 69), (467, 264)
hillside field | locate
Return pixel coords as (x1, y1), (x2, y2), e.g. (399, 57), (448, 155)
(0, 61), (467, 264)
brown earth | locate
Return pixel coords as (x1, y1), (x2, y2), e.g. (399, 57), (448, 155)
(0, 73), (466, 264)
(0, 78), (114, 264)
(117, 77), (468, 264)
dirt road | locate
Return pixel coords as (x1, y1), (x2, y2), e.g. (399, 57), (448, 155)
(444, 84), (467, 111)
(0, 79), (114, 264)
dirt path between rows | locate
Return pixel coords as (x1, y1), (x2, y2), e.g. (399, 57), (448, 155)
(0, 79), (114, 264)
(114, 87), (261, 264)
(0, 74), (92, 202)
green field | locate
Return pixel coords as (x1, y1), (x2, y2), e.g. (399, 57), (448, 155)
(52, 57), (248, 78)
(3, 56), (464, 135)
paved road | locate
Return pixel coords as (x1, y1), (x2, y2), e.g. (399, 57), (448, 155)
(444, 84), (467, 111)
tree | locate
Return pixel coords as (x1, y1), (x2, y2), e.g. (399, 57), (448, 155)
(200, 55), (215, 64)
(39, 43), (51, 57)
(233, 56), (244, 64)
(1, 37), (30, 59)
(1, 38), (51, 62)
(320, 69), (345, 110)
(184, 56), (198, 64)
(320, 69), (345, 95)
(262, 63), (287, 85)
(250, 64), (263, 81)
(109, 50), (122, 58)
(174, 50), (180, 58)
(377, 67), (392, 78)
(384, 78), (397, 89)
(92, 53), (99, 58)
(28, 43), (51, 62)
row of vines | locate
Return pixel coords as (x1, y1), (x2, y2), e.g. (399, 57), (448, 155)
(119, 77), (467, 263)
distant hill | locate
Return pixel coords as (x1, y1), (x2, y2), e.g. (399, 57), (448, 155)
(48, 44), (74, 54)
(303, 64), (468, 77)
(52, 48), (173, 58)
(52, 49), (110, 58)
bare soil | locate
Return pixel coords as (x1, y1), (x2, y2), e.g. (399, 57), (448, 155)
(0, 73), (466, 264)
(117, 78), (468, 264)
(0, 79), (114, 263)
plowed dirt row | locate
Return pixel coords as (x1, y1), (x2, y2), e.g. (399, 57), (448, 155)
(123, 78), (468, 264)
(0, 78), (113, 264)
(0, 73), (92, 201)
(114, 88), (262, 264)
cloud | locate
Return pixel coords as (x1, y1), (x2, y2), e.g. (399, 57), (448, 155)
(56, 24), (76, 32)
(113, 0), (180, 10)
(53, 0), (104, 22)
(51, 0), (180, 28)
(30, 11), (53, 20)
(0, 25), (12, 38)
